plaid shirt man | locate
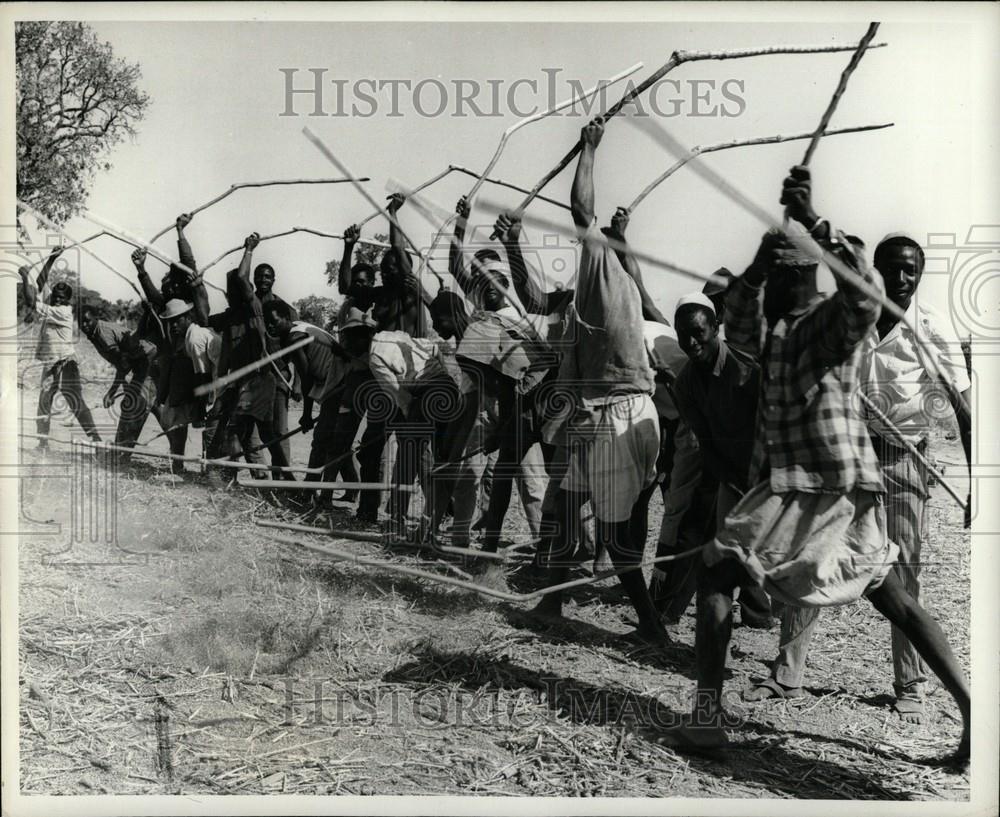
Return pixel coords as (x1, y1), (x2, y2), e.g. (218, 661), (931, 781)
(724, 229), (885, 494)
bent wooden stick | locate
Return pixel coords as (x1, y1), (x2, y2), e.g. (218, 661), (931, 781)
(401, 188), (535, 326)
(858, 392), (968, 510)
(193, 336), (314, 397)
(620, 117), (972, 421)
(802, 23), (881, 166)
(356, 167), (455, 230)
(147, 178), (368, 243)
(447, 166), (570, 211)
(627, 122), (893, 213)
(464, 62), (643, 207)
(419, 67), (640, 279)
(15, 200), (147, 302)
(491, 38), (888, 238)
(302, 127), (444, 293)
(269, 532), (705, 603)
(199, 227), (390, 275)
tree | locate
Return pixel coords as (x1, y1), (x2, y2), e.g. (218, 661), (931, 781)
(294, 295), (342, 332)
(16, 22), (150, 226)
(324, 233), (389, 287)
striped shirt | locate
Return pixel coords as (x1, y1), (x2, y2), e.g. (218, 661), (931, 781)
(725, 229), (885, 494)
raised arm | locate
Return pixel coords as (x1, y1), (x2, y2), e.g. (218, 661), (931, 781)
(386, 192), (411, 277)
(724, 232), (781, 359)
(781, 166), (881, 362)
(449, 196), (475, 297)
(175, 213), (196, 272)
(606, 207), (670, 325)
(230, 232), (259, 304)
(338, 224), (359, 296)
(492, 210), (549, 315)
(131, 247), (166, 310)
(20, 246), (64, 313)
(571, 118), (603, 230)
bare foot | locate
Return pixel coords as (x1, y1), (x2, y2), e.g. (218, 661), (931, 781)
(892, 693), (925, 725)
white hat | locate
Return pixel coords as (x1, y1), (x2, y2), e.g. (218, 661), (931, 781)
(160, 299), (193, 319)
(674, 292), (716, 320)
(340, 306), (378, 332)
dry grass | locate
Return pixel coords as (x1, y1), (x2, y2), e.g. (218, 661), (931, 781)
(15, 372), (973, 800)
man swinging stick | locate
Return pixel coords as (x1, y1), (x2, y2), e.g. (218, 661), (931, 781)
(529, 117), (669, 645)
(679, 165), (970, 764)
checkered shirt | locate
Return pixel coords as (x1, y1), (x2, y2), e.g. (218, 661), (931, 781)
(724, 229), (885, 494)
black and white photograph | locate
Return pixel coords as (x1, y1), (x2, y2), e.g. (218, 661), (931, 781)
(1, 3), (998, 815)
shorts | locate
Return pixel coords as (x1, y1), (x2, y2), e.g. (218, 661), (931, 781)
(561, 392), (659, 523)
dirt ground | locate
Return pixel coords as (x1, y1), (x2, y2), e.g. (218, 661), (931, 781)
(15, 354), (972, 800)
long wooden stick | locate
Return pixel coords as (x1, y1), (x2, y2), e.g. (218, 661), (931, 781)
(448, 166), (570, 211)
(356, 167), (455, 230)
(619, 118), (972, 422)
(258, 520), (511, 563)
(242, 479), (415, 492)
(192, 336), (314, 397)
(147, 178), (368, 243)
(244, 424), (307, 455)
(302, 127), (444, 293)
(627, 122), (893, 213)
(400, 187), (535, 326)
(491, 38), (888, 239)
(15, 200), (148, 302)
(269, 532), (705, 603)
(464, 62), (643, 207)
(198, 226), (390, 275)
(857, 392), (968, 510)
(802, 23), (881, 166)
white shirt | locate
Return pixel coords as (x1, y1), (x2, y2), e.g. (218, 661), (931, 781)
(862, 301), (971, 443)
(643, 321), (688, 421)
(368, 330), (450, 414)
(34, 299), (76, 364)
(184, 323), (221, 375)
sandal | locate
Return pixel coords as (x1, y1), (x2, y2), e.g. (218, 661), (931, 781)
(743, 677), (805, 701)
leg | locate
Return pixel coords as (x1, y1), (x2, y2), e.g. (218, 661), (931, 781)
(531, 488), (587, 618)
(257, 418), (294, 479)
(604, 517), (670, 644)
(165, 424), (189, 476)
(515, 442), (547, 541)
(36, 364), (60, 440)
(743, 606), (818, 700)
(273, 390), (291, 465)
(649, 423), (703, 613)
(867, 571), (970, 759)
(655, 468), (718, 622)
(877, 439), (931, 722)
(114, 372), (156, 464)
(60, 360), (101, 440)
(356, 413), (390, 521)
(694, 557), (745, 724)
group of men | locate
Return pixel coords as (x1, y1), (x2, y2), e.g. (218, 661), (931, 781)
(19, 115), (972, 763)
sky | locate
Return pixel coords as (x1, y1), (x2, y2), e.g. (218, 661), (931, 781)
(18, 15), (1000, 329)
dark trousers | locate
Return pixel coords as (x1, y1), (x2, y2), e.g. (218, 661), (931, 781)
(653, 471), (772, 624)
(36, 358), (100, 439)
(114, 366), (162, 464)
